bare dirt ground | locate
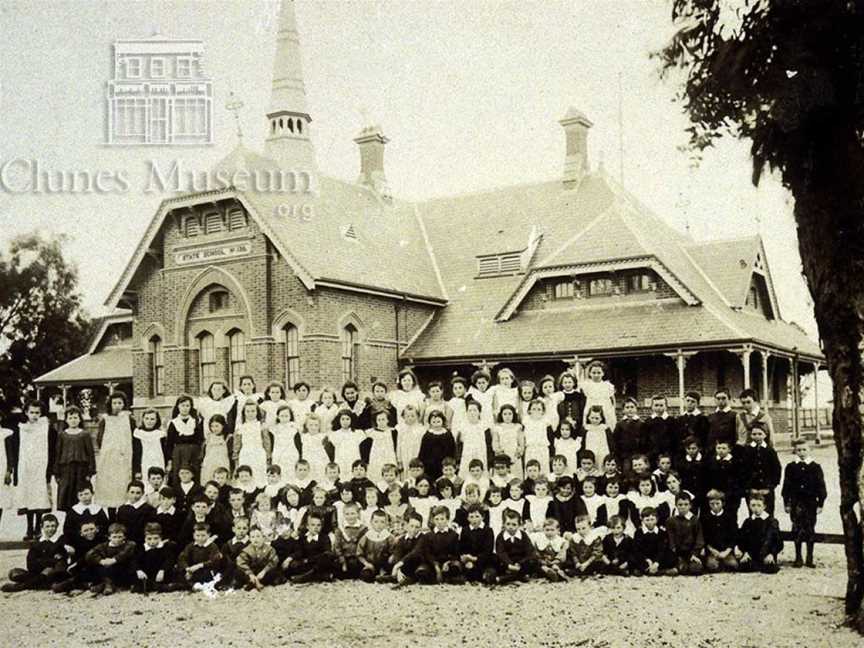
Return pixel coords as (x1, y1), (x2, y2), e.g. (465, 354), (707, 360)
(0, 543), (857, 648)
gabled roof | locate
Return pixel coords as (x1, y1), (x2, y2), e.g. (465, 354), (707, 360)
(406, 169), (822, 361)
(105, 173), (448, 309)
(685, 236), (759, 308)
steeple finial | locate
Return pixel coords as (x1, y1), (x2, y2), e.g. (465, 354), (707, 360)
(263, 0), (317, 176)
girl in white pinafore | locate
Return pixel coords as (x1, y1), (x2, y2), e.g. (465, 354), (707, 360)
(490, 367), (519, 419)
(261, 382), (289, 430)
(582, 361), (617, 430)
(458, 402), (489, 479)
(234, 400), (269, 487)
(196, 381), (235, 439)
(468, 369), (495, 432)
(133, 410), (166, 479)
(270, 405), (300, 480)
(328, 410), (363, 479)
(312, 388), (340, 434)
(301, 415), (330, 483)
(95, 395), (134, 509)
(522, 399), (552, 474)
(389, 369), (427, 428)
(0, 425), (13, 520)
(14, 414), (52, 512)
(366, 410), (398, 483)
(396, 405), (426, 475)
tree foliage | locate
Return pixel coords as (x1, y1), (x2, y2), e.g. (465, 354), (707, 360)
(656, 0), (864, 630)
(0, 232), (93, 411)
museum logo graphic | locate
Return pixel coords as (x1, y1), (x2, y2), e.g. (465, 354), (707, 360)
(106, 36), (214, 146)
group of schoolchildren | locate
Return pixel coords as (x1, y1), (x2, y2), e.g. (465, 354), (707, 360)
(0, 362), (828, 595)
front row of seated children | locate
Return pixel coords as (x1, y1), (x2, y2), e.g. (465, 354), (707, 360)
(1, 488), (783, 594)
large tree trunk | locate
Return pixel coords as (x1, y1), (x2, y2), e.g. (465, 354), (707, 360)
(791, 123), (864, 630)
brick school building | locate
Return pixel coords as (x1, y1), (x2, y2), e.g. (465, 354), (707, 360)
(35, 0), (822, 437)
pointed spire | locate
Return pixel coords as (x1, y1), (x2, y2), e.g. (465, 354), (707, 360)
(264, 0), (317, 178)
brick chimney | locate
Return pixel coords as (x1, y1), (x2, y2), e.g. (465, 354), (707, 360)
(559, 107), (593, 188)
(354, 125), (391, 199)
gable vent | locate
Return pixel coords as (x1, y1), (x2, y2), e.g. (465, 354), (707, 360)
(477, 252), (523, 277)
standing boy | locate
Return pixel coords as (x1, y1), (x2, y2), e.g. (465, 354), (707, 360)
(782, 439), (827, 567)
(740, 423), (781, 514)
(706, 389), (737, 452)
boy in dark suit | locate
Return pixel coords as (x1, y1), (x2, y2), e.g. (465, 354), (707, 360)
(665, 493), (704, 575)
(131, 522), (177, 593)
(601, 515), (635, 575)
(612, 397), (643, 473)
(116, 480), (155, 546)
(643, 395), (678, 466)
(495, 509), (538, 584)
(677, 391), (710, 450)
(701, 489), (738, 572)
(738, 494), (783, 574)
(287, 514), (335, 583)
(740, 423), (781, 514)
(1, 514), (67, 592)
(85, 522), (137, 595)
(704, 440), (742, 519)
(706, 389), (737, 451)
(632, 507), (676, 576)
(782, 439), (827, 567)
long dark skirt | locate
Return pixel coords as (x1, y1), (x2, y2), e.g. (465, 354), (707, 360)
(57, 462), (92, 511)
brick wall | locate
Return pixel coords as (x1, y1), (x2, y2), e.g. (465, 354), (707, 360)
(128, 204), (438, 410)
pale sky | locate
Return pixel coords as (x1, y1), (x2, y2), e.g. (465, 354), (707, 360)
(0, 0), (815, 338)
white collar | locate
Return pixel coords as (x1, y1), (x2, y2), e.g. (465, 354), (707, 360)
(467, 522), (486, 530)
(365, 528), (391, 542)
(144, 541), (166, 551)
(748, 405), (762, 417)
(72, 503), (102, 515)
(749, 441), (768, 449)
(640, 525), (659, 534)
(172, 416), (197, 433)
(716, 406), (732, 413)
(127, 498), (146, 510)
(503, 529), (523, 541)
(41, 530), (63, 543)
(795, 456), (813, 464)
(305, 533), (319, 542)
(180, 481), (195, 493)
(651, 412), (669, 420)
(709, 509), (725, 517)
(433, 527), (450, 534)
(64, 427), (84, 435)
(158, 505), (176, 515)
(685, 453), (703, 462)
(716, 454), (732, 462)
(624, 414), (640, 421)
(751, 511), (769, 520)
(231, 536), (249, 545)
(679, 511), (694, 521)
(684, 409), (702, 416)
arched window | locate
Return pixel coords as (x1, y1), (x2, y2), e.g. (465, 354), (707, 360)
(341, 324), (358, 383)
(228, 330), (247, 391)
(149, 336), (164, 396)
(297, 119), (303, 134)
(284, 324), (299, 389)
(198, 332), (216, 391)
(287, 118), (294, 133)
